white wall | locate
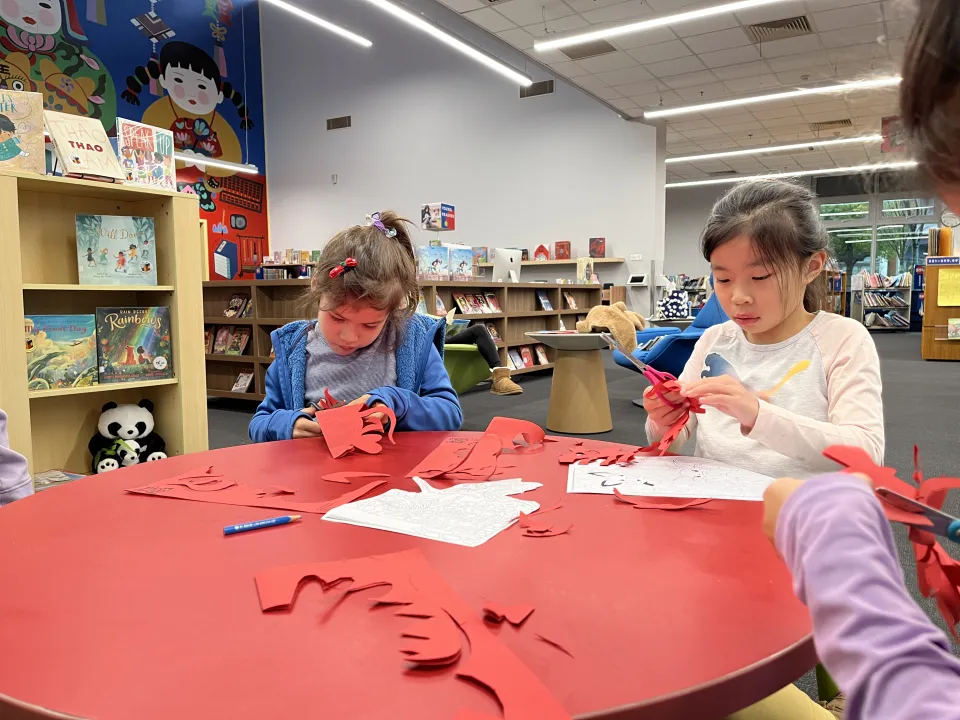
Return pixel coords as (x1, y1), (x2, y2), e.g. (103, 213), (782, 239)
(260, 0), (660, 295)
(664, 185), (724, 277)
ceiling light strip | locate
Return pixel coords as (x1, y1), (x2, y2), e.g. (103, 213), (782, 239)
(360, 0), (532, 86)
(535, 0), (790, 52)
(174, 155), (260, 174)
(666, 135), (883, 164)
(666, 161), (918, 188)
(646, 77), (901, 119)
(261, 0), (373, 47)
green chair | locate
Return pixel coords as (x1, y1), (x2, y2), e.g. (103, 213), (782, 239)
(443, 344), (492, 394)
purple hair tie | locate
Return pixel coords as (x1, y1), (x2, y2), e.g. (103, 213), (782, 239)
(366, 212), (397, 238)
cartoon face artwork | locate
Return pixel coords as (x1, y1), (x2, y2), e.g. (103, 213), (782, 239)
(0, 0), (63, 35)
(159, 63), (223, 116)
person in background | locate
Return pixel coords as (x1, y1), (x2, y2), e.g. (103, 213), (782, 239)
(0, 410), (32, 507)
(436, 316), (522, 396)
(249, 211), (462, 442)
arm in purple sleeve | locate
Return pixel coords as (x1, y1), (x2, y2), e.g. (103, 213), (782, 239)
(776, 473), (960, 720)
(0, 409), (32, 507)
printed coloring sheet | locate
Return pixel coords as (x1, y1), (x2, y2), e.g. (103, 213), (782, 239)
(323, 478), (541, 547)
(567, 456), (774, 502)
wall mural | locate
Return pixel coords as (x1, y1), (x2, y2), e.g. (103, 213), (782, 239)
(0, 0), (268, 280)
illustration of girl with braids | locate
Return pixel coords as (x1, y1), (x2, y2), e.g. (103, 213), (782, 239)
(121, 41), (252, 179)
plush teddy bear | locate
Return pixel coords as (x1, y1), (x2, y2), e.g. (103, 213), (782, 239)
(88, 400), (167, 473)
(576, 301), (648, 354)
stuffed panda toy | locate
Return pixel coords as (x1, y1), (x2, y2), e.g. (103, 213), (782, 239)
(88, 400), (167, 473)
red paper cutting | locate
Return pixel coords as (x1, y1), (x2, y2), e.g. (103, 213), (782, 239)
(518, 501), (572, 537)
(638, 380), (705, 457)
(313, 403), (397, 459)
(407, 437), (479, 478)
(254, 549), (571, 719)
(318, 387), (345, 410)
(482, 603), (535, 627)
(321, 471), (390, 484)
(534, 633), (574, 658)
(613, 488), (712, 511)
(264, 485), (296, 495)
(484, 417), (545, 447)
(444, 434), (503, 481)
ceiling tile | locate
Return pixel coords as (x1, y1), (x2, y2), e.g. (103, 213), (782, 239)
(565, 0), (623, 10)
(700, 45), (762, 69)
(548, 60), (591, 78)
(462, 8), (516, 32)
(496, 27), (536, 49)
(645, 55), (706, 77)
(819, 23), (886, 48)
(625, 40), (691, 64)
(752, 105), (803, 120)
(812, 4), (883, 31)
(680, 127), (725, 139)
(524, 14), (589, 36)
(608, 97), (642, 112)
(670, 118), (717, 131)
(765, 52), (830, 73)
(798, 99), (851, 116)
(805, 0), (876, 12)
(733, 0), (807, 26)
(592, 86), (624, 100)
(573, 75), (611, 92)
(757, 34), (824, 58)
(675, 84), (729, 101)
(575, 51), (639, 73)
(581, 0), (654, 24)
(494, 0), (575, 26)
(629, 89), (682, 108)
(696, 139), (740, 150)
(438, 0), (485, 11)
(881, 0), (916, 21)
(683, 27), (752, 54)
(663, 69), (719, 89)
(674, 14), (740, 38)
(825, 42), (890, 63)
(611, 27), (679, 49)
(712, 61), (773, 80)
(775, 66), (838, 85)
(762, 116), (809, 129)
(615, 79), (664, 96)
(723, 120), (765, 132)
(691, 160), (735, 173)
(594, 64), (656, 86)
(528, 47), (573, 62)
(722, 74), (781, 93)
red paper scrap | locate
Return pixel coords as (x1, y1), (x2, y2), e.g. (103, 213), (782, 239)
(321, 471), (390, 484)
(522, 522), (573, 537)
(613, 488), (712, 511)
(444, 433), (503, 481)
(484, 417), (545, 447)
(313, 403), (396, 459)
(407, 437), (479, 478)
(824, 444), (960, 638)
(638, 380), (705, 457)
(482, 603), (535, 627)
(558, 444), (641, 466)
(454, 710), (499, 720)
(534, 633), (574, 658)
(518, 501), (572, 537)
(264, 485), (296, 495)
(255, 549), (571, 719)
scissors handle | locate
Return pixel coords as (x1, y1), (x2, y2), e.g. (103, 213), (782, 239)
(948, 520), (960, 543)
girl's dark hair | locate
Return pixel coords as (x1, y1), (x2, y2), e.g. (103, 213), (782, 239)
(901, 0), (960, 187)
(0, 114), (15, 133)
(120, 41), (253, 129)
(301, 211), (419, 326)
(701, 180), (829, 313)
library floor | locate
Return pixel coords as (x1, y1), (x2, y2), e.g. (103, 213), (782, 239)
(207, 331), (960, 694)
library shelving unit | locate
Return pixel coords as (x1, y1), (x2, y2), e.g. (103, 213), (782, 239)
(921, 258), (960, 361)
(201, 278), (604, 400)
(850, 271), (912, 331)
(824, 270), (847, 315)
(0, 169), (208, 477)
(476, 257), (624, 269)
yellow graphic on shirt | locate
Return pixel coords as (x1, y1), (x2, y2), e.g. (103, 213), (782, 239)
(761, 360), (811, 399)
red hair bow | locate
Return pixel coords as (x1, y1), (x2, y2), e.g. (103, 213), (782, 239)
(329, 257), (358, 279)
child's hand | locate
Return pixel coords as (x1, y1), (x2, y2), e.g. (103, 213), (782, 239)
(348, 395), (389, 427)
(292, 407), (323, 439)
(682, 377), (760, 430)
(642, 384), (688, 428)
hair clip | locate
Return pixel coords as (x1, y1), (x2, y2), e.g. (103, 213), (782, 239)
(366, 212), (397, 238)
(329, 257), (358, 279)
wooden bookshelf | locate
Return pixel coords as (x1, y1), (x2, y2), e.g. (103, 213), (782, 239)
(823, 271), (847, 315)
(201, 278), (604, 399)
(0, 170), (208, 477)
(850, 273), (912, 331)
(922, 261), (960, 361)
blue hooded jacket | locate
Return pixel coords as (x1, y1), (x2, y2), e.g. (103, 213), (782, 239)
(249, 314), (462, 442)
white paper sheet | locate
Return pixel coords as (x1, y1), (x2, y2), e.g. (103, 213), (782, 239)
(322, 478), (541, 547)
(566, 456), (774, 502)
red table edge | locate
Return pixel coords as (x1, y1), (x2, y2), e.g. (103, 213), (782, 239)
(576, 635), (817, 720)
(0, 692), (86, 720)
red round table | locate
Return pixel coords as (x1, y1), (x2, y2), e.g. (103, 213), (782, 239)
(0, 433), (815, 720)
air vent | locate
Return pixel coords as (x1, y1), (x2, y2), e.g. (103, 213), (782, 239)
(810, 118), (853, 131)
(708, 170), (739, 177)
(482, 0), (508, 3)
(520, 79), (555, 99)
(745, 16), (813, 43)
(559, 39), (617, 61)
(326, 116), (352, 131)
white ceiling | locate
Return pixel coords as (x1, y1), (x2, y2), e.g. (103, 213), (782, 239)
(436, 0), (913, 181)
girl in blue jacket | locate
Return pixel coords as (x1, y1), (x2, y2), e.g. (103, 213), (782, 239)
(248, 211), (462, 442)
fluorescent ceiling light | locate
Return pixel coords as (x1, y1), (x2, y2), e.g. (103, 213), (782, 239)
(666, 135), (883, 164)
(261, 0), (372, 47)
(174, 154), (260, 174)
(666, 161), (918, 188)
(535, 0), (790, 52)
(360, 0), (532, 86)
(646, 77), (901, 119)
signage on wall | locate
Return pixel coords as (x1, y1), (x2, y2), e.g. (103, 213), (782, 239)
(927, 256), (960, 266)
(881, 116), (906, 154)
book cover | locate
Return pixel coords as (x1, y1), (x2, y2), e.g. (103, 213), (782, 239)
(447, 245), (474, 281)
(589, 237), (606, 258)
(25, 314), (98, 391)
(232, 370), (255, 393)
(95, 307), (173, 384)
(563, 291), (578, 310)
(435, 294), (447, 315)
(465, 295), (485, 314)
(555, 241), (571, 260)
(484, 292), (501, 312)
(508, 349), (524, 370)
(0, 90), (45, 175)
(452, 292), (469, 314)
(33, 469), (87, 492)
(473, 247), (488, 264)
(418, 246), (449, 280)
(223, 294), (248, 318)
(949, 319), (960, 340)
(225, 327), (251, 356)
(45, 110), (125, 182)
(76, 214), (158, 286)
(576, 258), (595, 284)
(519, 346), (535, 368)
(115, 118), (176, 190)
(533, 244), (550, 261)
(535, 344), (549, 365)
(240, 302), (254, 318)
(485, 323), (501, 342)
(474, 294), (492, 312)
(204, 325), (215, 354)
(537, 291), (553, 311)
(521, 249), (529, 261)
(213, 326), (233, 354)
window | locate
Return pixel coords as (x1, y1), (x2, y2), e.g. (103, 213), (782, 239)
(820, 201), (869, 223)
(881, 198), (936, 219)
(875, 223), (934, 275)
(827, 227), (873, 276)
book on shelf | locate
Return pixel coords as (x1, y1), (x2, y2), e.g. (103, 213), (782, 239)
(435, 294), (447, 315)
(418, 246), (449, 280)
(240, 301), (254, 318)
(231, 370), (255, 393)
(445, 318), (470, 338)
(45, 110), (125, 182)
(225, 327), (251, 356)
(507, 348), (524, 370)
(948, 319), (960, 340)
(472, 247), (488, 264)
(0, 90), (45, 175)
(533, 244), (549, 261)
(223, 294), (249, 318)
(24, 314), (98, 391)
(76, 214), (157, 286)
(864, 311), (910, 329)
(589, 237), (606, 259)
(862, 291), (909, 309)
(447, 245), (474, 281)
(537, 291), (553, 311)
(483, 292), (501, 312)
(555, 241), (571, 260)
(558, 318), (566, 331)
(465, 294), (486, 314)
(563, 291), (577, 310)
(115, 118), (176, 190)
(519, 346), (535, 368)
(213, 326), (233, 354)
(33, 469), (86, 492)
(534, 344), (549, 365)
(485, 323), (501, 342)
(204, 325), (215, 354)
(452, 292), (469, 314)
(95, 307), (173, 383)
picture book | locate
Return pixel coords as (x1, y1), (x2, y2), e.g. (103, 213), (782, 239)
(0, 90), (45, 175)
(949, 319), (960, 340)
(533, 244), (549, 261)
(537, 291), (553, 311)
(485, 323), (501, 342)
(115, 118), (176, 190)
(45, 110), (125, 182)
(473, 247), (488, 264)
(240, 302), (254, 318)
(576, 258), (596, 284)
(589, 237), (606, 258)
(484, 292), (501, 312)
(435, 294), (447, 315)
(223, 294), (249, 318)
(452, 292), (469, 314)
(76, 214), (157, 287)
(447, 245), (474, 281)
(418, 246), (449, 280)
(508, 349), (524, 370)
(204, 325), (215, 354)
(535, 344), (549, 365)
(25, 314), (98, 391)
(33, 469), (86, 492)
(95, 307), (173, 384)
(555, 241), (571, 260)
(225, 327), (251, 356)
(519, 346), (535, 368)
(563, 291), (578, 310)
(213, 326), (234, 354)
(232, 371), (255, 393)
(465, 294), (486, 314)
(445, 318), (470, 338)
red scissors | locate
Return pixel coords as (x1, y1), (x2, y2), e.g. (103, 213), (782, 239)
(600, 333), (685, 409)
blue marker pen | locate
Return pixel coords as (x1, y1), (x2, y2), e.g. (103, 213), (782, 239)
(223, 515), (302, 536)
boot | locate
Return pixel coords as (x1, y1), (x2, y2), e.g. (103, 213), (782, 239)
(491, 367), (522, 395)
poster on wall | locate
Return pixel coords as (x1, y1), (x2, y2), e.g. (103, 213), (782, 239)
(0, 0), (268, 280)
(881, 115), (905, 154)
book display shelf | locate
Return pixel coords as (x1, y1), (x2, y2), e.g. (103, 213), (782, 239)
(0, 169), (208, 476)
(201, 279), (604, 400)
(850, 271), (912, 331)
(921, 259), (960, 361)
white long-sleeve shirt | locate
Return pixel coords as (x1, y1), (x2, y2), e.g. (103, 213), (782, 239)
(645, 312), (884, 478)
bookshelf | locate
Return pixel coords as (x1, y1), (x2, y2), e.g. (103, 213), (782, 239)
(921, 259), (960, 361)
(0, 169), (208, 477)
(201, 279), (604, 400)
(850, 271), (912, 331)
(823, 271), (847, 315)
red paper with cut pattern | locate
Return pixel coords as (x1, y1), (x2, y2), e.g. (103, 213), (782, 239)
(321, 471), (390, 484)
(640, 380), (705, 456)
(612, 488), (711, 511)
(254, 549), (570, 719)
(483, 602), (535, 627)
(824, 444), (960, 637)
(517, 500), (572, 537)
(314, 403), (397, 459)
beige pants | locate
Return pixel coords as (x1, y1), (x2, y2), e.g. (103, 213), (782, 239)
(728, 685), (835, 720)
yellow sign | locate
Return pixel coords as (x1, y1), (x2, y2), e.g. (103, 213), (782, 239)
(939, 268), (960, 306)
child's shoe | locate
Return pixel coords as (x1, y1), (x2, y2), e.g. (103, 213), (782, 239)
(491, 367), (522, 395)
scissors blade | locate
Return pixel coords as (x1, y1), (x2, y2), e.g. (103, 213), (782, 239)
(600, 333), (649, 372)
(876, 488), (955, 537)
